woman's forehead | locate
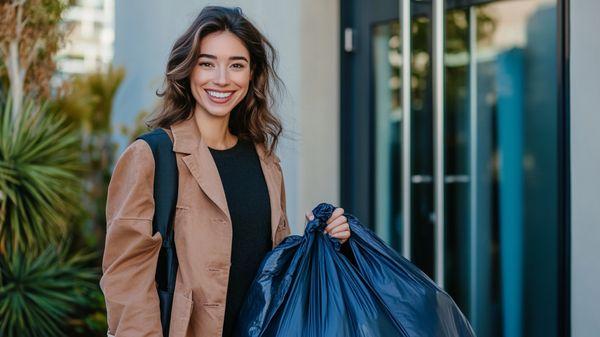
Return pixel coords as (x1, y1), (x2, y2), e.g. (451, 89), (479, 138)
(199, 31), (250, 59)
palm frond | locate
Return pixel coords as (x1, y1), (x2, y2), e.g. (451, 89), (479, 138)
(0, 243), (98, 337)
(0, 96), (83, 252)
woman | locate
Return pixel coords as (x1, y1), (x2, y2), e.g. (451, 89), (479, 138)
(100, 6), (351, 337)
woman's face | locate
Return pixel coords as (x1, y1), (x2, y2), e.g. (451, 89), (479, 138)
(190, 30), (251, 118)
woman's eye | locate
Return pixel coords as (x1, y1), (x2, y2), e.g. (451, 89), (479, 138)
(199, 62), (213, 67)
(231, 63), (244, 69)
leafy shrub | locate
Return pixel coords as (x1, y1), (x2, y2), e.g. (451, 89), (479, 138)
(0, 97), (82, 252)
(0, 243), (97, 337)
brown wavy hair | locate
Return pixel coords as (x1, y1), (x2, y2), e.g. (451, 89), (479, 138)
(148, 6), (285, 155)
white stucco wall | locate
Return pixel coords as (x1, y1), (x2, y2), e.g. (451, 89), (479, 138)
(570, 0), (600, 335)
(113, 0), (339, 233)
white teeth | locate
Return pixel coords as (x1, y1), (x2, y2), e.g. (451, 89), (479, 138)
(207, 90), (233, 99)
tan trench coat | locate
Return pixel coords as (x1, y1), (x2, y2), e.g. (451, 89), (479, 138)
(100, 116), (291, 337)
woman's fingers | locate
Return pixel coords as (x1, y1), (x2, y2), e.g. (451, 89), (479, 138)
(328, 222), (349, 236)
(323, 207), (345, 233)
(330, 230), (351, 240)
(330, 230), (351, 245)
(306, 206), (351, 244)
(324, 214), (347, 233)
(306, 207), (351, 242)
(326, 207), (345, 224)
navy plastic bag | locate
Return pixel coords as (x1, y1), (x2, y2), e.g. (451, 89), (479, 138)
(234, 202), (476, 337)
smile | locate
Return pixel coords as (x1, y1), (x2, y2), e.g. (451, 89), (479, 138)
(204, 89), (236, 105)
(205, 89), (234, 99)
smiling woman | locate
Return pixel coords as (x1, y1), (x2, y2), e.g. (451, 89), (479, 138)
(100, 5), (350, 337)
(146, 7), (285, 155)
(191, 33), (251, 115)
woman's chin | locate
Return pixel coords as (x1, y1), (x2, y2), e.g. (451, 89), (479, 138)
(195, 102), (233, 118)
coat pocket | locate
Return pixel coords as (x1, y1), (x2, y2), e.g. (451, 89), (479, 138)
(168, 285), (193, 337)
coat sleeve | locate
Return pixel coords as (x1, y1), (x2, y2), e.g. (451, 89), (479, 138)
(100, 139), (163, 337)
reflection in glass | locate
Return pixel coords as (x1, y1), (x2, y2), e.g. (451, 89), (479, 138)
(469, 2), (558, 337)
(372, 1), (559, 336)
(442, 1), (558, 337)
(373, 22), (402, 250)
(410, 13), (436, 278)
(444, 7), (471, 317)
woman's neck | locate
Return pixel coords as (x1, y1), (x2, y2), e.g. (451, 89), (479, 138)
(193, 106), (238, 150)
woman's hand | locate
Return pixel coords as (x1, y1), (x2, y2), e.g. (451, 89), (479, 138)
(305, 207), (351, 244)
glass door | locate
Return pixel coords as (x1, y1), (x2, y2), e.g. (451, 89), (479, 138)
(342, 0), (564, 336)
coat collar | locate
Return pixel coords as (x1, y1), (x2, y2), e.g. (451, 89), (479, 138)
(170, 116), (278, 164)
(169, 117), (283, 247)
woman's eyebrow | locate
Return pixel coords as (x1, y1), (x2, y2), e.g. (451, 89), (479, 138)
(198, 53), (248, 62)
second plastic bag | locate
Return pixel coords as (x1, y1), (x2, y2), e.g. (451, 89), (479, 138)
(234, 202), (476, 337)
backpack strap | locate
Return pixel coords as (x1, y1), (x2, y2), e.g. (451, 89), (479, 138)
(136, 128), (178, 337)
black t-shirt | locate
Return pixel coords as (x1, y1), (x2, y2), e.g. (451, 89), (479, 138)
(208, 137), (272, 337)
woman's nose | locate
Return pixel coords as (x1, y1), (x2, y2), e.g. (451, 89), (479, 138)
(213, 67), (229, 85)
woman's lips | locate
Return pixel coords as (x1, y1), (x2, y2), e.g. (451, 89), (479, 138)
(205, 89), (235, 104)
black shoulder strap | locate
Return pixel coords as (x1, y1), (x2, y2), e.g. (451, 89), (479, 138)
(136, 128), (178, 337)
(137, 128), (178, 245)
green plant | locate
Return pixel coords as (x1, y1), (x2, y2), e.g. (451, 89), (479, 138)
(0, 96), (82, 252)
(50, 65), (125, 249)
(0, 243), (98, 337)
(65, 285), (108, 336)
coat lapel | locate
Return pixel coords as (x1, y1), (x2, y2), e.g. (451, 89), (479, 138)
(170, 117), (282, 245)
(255, 142), (283, 247)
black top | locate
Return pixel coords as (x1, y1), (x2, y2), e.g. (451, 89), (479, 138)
(208, 138), (273, 337)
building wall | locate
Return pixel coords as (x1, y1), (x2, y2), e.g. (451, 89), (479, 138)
(113, 0), (340, 233)
(298, 0), (340, 225)
(570, 0), (600, 335)
(55, 0), (114, 79)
